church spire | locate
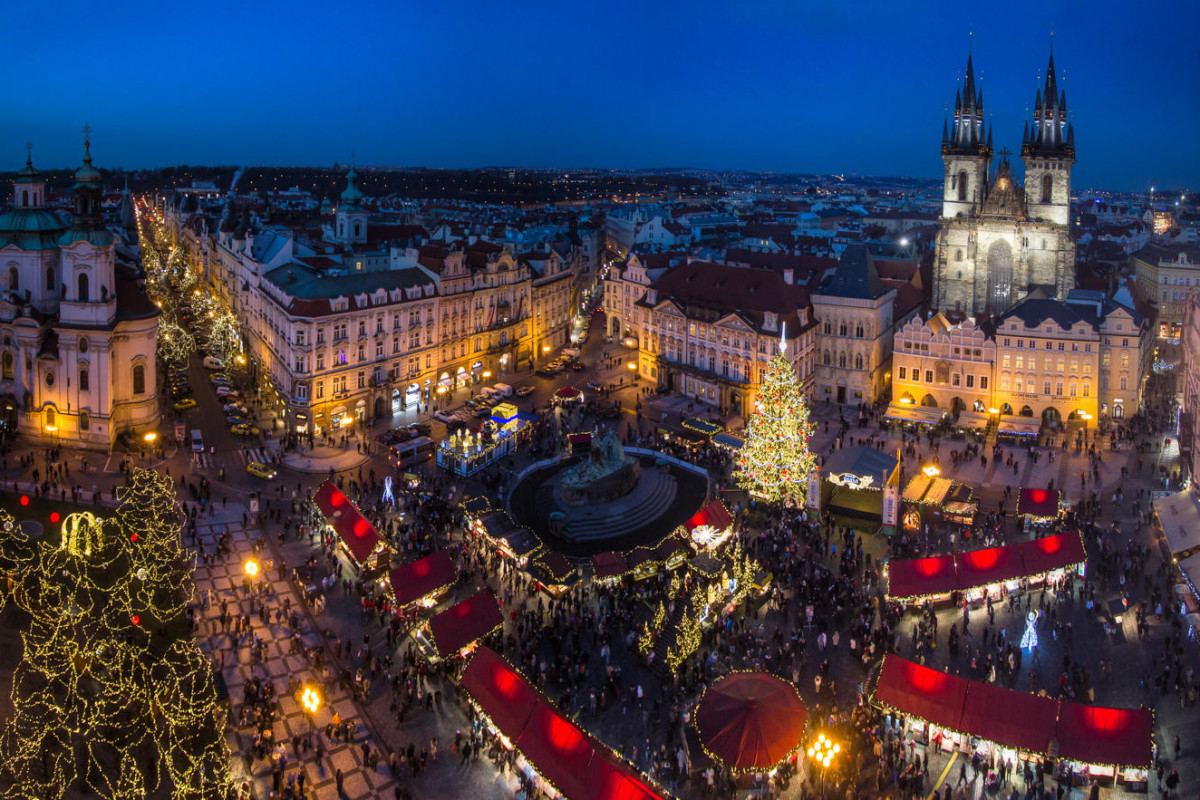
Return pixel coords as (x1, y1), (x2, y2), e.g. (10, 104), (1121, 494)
(1024, 49), (1072, 156)
(944, 48), (989, 157)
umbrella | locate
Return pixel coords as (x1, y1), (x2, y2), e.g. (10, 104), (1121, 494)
(696, 672), (808, 771)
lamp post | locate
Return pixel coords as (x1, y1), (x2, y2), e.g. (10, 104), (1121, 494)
(1078, 411), (1093, 449)
(243, 558), (259, 595)
(807, 733), (841, 795)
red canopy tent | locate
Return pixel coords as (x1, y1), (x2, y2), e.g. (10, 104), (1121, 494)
(696, 673), (809, 771)
(1055, 702), (1153, 767)
(959, 682), (1058, 754)
(390, 550), (456, 606)
(459, 647), (539, 737)
(1018, 531), (1087, 576)
(886, 554), (958, 600)
(585, 755), (664, 800)
(872, 655), (968, 734)
(516, 704), (598, 799)
(955, 544), (1027, 591)
(685, 500), (733, 535)
(312, 482), (386, 568)
(427, 589), (504, 658)
(1017, 488), (1060, 519)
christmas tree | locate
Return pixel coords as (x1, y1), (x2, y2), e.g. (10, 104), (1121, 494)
(736, 330), (817, 505)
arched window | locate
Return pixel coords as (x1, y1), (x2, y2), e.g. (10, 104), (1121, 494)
(45, 267), (54, 291)
(8, 267), (17, 291)
(855, 323), (864, 338)
(338, 221), (344, 237)
(839, 321), (847, 336)
(79, 410), (89, 431)
(132, 364), (145, 395)
(44, 407), (55, 429)
(957, 170), (968, 202)
(838, 352), (846, 368)
(854, 353), (864, 370)
(79, 368), (89, 392)
(353, 221), (362, 237)
(1041, 174), (1052, 204)
(77, 273), (89, 303)
(21, 191), (28, 208)
(1, 351), (11, 380)
(823, 321), (831, 334)
(823, 350), (830, 366)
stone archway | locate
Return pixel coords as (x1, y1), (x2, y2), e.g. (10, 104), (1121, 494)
(609, 316), (621, 337)
(950, 397), (965, 415)
(374, 396), (386, 418)
(987, 239), (1014, 313)
(1019, 405), (1034, 417)
(1000, 403), (1013, 415)
(920, 394), (938, 408)
(1042, 406), (1061, 427)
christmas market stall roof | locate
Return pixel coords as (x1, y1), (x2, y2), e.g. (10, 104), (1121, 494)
(1153, 487), (1200, 556)
(682, 418), (723, 437)
(459, 647), (666, 800)
(684, 500), (733, 536)
(389, 550), (456, 606)
(591, 552), (627, 581)
(955, 545), (1026, 592)
(819, 446), (897, 489)
(957, 681), (1058, 754)
(886, 555), (958, 599)
(884, 403), (945, 426)
(1017, 488), (1060, 518)
(873, 656), (968, 734)
(1017, 531), (1087, 576)
(711, 432), (744, 450)
(427, 589), (504, 659)
(1055, 701), (1153, 768)
(460, 496), (491, 517)
(696, 672), (808, 772)
(312, 482), (385, 566)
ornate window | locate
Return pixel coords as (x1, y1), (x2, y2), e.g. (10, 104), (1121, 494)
(957, 170), (968, 202)
(132, 364), (145, 395)
(854, 353), (863, 370)
(1041, 174), (1052, 204)
(79, 368), (89, 392)
(77, 273), (89, 302)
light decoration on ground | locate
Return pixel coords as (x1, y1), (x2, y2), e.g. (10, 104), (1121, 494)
(382, 475), (394, 505)
(1021, 610), (1039, 650)
(0, 468), (231, 797)
(735, 327), (816, 505)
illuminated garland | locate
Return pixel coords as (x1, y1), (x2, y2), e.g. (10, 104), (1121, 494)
(735, 344), (816, 504)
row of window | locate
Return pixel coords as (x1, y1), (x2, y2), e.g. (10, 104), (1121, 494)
(998, 378), (1093, 397)
(309, 355), (433, 400)
(1002, 337), (1091, 350)
(898, 366), (989, 390)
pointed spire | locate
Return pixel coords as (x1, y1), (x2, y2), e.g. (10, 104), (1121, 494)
(1023, 119), (1030, 144)
(1060, 89), (1067, 112)
(955, 88), (961, 112)
(1044, 53), (1058, 99)
(986, 124), (993, 149)
(942, 117), (948, 143)
(1035, 88), (1042, 113)
(82, 123), (93, 167)
(977, 87), (983, 110)
(24, 142), (32, 171)
(963, 50), (976, 110)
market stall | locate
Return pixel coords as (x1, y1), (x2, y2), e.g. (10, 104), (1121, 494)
(997, 416), (1040, 440)
(436, 404), (532, 477)
(389, 550), (457, 608)
(884, 402), (945, 427)
(424, 589), (504, 662)
(956, 545), (1027, 600)
(1153, 486), (1200, 558)
(553, 386), (584, 406)
(818, 446), (899, 522)
(952, 410), (990, 434)
(530, 551), (577, 598)
(1017, 531), (1088, 577)
(312, 482), (390, 574)
(1053, 701), (1153, 788)
(682, 499), (735, 549)
(458, 647), (665, 800)
(470, 510), (543, 565)
(655, 537), (690, 571)
(1017, 488), (1062, 532)
(591, 552), (627, 584)
(683, 418), (724, 438)
(885, 555), (958, 603)
(711, 432), (745, 451)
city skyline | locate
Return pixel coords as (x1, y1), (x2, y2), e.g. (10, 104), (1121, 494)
(1, 0), (1197, 191)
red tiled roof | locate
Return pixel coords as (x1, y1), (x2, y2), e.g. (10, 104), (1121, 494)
(647, 261), (814, 333)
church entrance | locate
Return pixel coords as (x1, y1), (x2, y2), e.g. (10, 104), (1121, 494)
(836, 386), (846, 403)
(987, 240), (1014, 313)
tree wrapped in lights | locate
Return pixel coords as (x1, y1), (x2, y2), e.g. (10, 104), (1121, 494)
(157, 319), (196, 368)
(736, 332), (817, 505)
(204, 311), (242, 366)
(0, 468), (231, 797)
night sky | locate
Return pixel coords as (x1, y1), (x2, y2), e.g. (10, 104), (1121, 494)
(2, 0), (1196, 191)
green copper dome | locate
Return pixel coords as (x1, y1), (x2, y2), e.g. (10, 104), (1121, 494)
(340, 164), (363, 208)
(0, 207), (68, 234)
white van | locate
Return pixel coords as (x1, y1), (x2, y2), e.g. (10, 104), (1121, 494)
(562, 348), (581, 358)
(190, 429), (204, 452)
(492, 383), (513, 398)
(479, 387), (499, 400)
(203, 356), (223, 370)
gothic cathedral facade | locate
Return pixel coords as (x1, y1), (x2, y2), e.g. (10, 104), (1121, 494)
(932, 52), (1076, 317)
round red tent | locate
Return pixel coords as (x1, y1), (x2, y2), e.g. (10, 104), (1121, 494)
(696, 672), (808, 771)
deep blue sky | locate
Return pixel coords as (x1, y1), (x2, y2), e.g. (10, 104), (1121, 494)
(2, 0), (1196, 191)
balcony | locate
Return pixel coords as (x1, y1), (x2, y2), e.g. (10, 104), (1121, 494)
(656, 354), (750, 388)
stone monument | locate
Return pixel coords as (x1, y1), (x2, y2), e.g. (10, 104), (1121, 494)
(559, 431), (640, 505)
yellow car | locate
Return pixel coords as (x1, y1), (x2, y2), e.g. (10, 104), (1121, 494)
(173, 398), (197, 411)
(230, 423), (260, 437)
(246, 461), (277, 480)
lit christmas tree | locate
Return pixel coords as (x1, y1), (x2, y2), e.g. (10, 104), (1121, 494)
(736, 329), (817, 505)
(1020, 610), (1039, 650)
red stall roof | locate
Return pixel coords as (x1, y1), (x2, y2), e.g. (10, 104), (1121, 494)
(872, 655), (968, 733)
(585, 755), (664, 800)
(955, 544), (1026, 591)
(886, 555), (958, 600)
(685, 499), (733, 534)
(1018, 488), (1060, 519)
(516, 704), (598, 800)
(959, 682), (1058, 754)
(1018, 531), (1087, 576)
(459, 647), (539, 739)
(313, 482), (383, 566)
(390, 551), (456, 606)
(592, 552), (627, 581)
(1055, 702), (1153, 768)
(428, 589), (504, 658)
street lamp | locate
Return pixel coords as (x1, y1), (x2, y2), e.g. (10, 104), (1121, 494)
(243, 559), (259, 579)
(143, 432), (157, 444)
(922, 464), (940, 478)
(300, 685), (321, 714)
(807, 733), (841, 793)
(1078, 411), (1093, 447)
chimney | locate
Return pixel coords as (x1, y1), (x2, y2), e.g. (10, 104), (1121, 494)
(783, 268), (794, 285)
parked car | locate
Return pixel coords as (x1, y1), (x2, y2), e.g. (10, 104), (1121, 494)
(407, 422), (432, 437)
(172, 398), (197, 411)
(230, 423), (259, 437)
(226, 415), (249, 426)
(210, 378), (231, 389)
(246, 462), (277, 480)
(569, 362), (585, 372)
(535, 368), (555, 378)
(433, 410), (456, 423)
(515, 385), (535, 397)
(170, 386), (192, 399)
(586, 381), (603, 391)
(223, 403), (248, 415)
(474, 406), (491, 418)
(215, 386), (238, 397)
(202, 356), (223, 370)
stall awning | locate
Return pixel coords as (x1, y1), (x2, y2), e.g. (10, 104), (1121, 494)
(1154, 487), (1200, 555)
(312, 481), (384, 566)
(683, 418), (724, 437)
(873, 655), (968, 734)
(1055, 702), (1153, 768)
(886, 555), (958, 599)
(427, 589), (504, 658)
(390, 551), (456, 606)
(955, 545), (1026, 591)
(534, 551), (575, 584)
(1017, 531), (1087, 576)
(1018, 488), (1060, 518)
(953, 411), (990, 430)
(997, 417), (1040, 436)
(591, 552), (627, 581)
(958, 681), (1058, 754)
(1176, 552), (1200, 600)
(902, 474), (933, 503)
(460, 496), (491, 517)
(885, 403), (945, 425)
(685, 500), (733, 535)
(711, 432), (745, 450)
(459, 646), (538, 737)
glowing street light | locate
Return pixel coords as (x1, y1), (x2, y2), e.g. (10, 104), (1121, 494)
(922, 464), (940, 478)
(807, 732), (841, 791)
(243, 559), (259, 578)
(988, 407), (999, 415)
(143, 432), (157, 444)
(300, 685), (321, 713)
